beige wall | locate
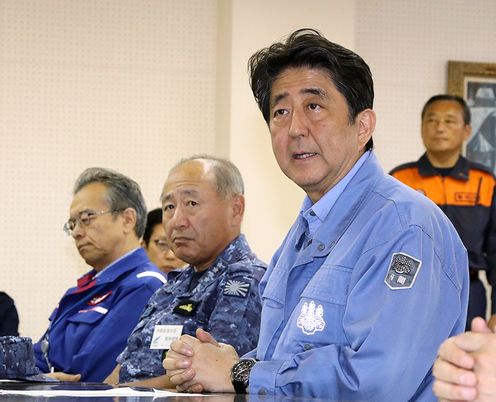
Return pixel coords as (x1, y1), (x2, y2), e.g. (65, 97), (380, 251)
(227, 0), (355, 263)
(0, 0), (354, 340)
(1, 0), (495, 340)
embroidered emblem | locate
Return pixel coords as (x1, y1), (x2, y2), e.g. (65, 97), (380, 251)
(179, 303), (193, 313)
(385, 252), (422, 290)
(87, 291), (112, 306)
(173, 299), (197, 316)
(296, 301), (326, 335)
(223, 280), (250, 298)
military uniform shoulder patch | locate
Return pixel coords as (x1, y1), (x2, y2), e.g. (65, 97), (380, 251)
(384, 252), (422, 290)
(223, 279), (250, 298)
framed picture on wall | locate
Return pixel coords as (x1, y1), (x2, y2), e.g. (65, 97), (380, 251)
(448, 61), (496, 175)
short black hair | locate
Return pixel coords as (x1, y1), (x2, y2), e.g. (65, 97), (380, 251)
(142, 208), (162, 246)
(248, 28), (374, 150)
(421, 94), (471, 125)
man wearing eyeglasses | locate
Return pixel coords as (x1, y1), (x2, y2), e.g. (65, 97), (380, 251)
(33, 167), (166, 382)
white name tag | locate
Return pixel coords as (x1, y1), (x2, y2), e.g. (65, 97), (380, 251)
(150, 325), (183, 349)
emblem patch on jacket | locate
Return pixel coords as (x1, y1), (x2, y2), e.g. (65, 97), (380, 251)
(385, 252), (421, 290)
(223, 280), (250, 298)
(87, 291), (112, 306)
(173, 299), (197, 316)
(296, 301), (325, 335)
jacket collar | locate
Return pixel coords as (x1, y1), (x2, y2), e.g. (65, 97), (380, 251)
(166, 234), (252, 296)
(290, 152), (381, 267)
(418, 153), (469, 181)
(73, 248), (151, 292)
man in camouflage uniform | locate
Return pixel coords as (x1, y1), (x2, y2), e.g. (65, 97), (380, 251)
(105, 155), (266, 388)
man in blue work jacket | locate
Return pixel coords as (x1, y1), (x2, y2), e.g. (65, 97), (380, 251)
(33, 167), (166, 382)
(163, 29), (470, 400)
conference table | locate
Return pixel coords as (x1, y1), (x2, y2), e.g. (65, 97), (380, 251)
(0, 381), (329, 402)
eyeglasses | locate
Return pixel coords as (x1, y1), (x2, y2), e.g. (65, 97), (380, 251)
(153, 239), (171, 252)
(63, 209), (122, 236)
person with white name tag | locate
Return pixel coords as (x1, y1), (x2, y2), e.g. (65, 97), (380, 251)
(105, 155), (266, 388)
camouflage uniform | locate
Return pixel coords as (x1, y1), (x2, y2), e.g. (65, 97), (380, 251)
(117, 234), (266, 382)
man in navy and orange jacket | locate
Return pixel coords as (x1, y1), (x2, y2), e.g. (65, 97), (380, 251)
(391, 94), (496, 329)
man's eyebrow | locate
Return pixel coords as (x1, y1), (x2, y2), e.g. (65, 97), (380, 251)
(302, 87), (328, 98)
(161, 189), (199, 203)
(69, 209), (93, 219)
(270, 87), (329, 109)
(271, 92), (288, 109)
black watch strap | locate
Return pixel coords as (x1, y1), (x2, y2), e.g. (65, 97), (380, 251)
(230, 358), (257, 394)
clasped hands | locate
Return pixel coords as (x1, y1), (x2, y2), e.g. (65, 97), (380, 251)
(163, 328), (240, 393)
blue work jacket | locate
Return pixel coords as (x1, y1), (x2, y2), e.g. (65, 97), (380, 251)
(33, 248), (165, 382)
(246, 152), (469, 401)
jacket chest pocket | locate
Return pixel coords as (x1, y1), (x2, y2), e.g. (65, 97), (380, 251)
(273, 265), (352, 358)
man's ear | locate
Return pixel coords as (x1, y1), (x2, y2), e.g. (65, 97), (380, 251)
(230, 194), (245, 226)
(121, 207), (138, 234)
(463, 124), (472, 141)
(356, 109), (376, 151)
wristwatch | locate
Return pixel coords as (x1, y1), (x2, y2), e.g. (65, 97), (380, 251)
(230, 358), (257, 394)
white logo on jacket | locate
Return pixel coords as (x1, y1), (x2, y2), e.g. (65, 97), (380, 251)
(297, 300), (325, 335)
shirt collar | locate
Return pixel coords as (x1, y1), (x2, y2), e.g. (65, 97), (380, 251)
(94, 247), (141, 278)
(300, 151), (371, 236)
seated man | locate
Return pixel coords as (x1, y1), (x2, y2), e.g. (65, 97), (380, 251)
(0, 292), (19, 336)
(141, 208), (186, 277)
(163, 29), (469, 400)
(33, 168), (166, 382)
(106, 155), (266, 388)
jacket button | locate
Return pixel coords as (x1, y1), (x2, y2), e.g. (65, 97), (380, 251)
(258, 387), (267, 395)
(318, 244), (325, 251)
(303, 343), (312, 350)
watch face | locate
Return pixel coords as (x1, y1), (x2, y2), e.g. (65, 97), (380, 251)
(231, 359), (257, 393)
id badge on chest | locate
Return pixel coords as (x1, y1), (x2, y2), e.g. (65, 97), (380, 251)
(150, 325), (183, 349)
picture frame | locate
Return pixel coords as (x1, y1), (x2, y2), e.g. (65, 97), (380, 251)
(447, 61), (496, 174)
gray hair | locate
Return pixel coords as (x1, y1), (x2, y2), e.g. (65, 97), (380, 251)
(170, 155), (244, 198)
(73, 167), (147, 237)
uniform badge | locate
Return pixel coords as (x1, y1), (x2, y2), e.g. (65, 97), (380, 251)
(173, 299), (197, 316)
(385, 252), (421, 290)
(223, 280), (250, 298)
(87, 291), (112, 306)
(296, 300), (325, 335)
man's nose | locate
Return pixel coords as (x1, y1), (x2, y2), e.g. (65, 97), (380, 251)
(169, 205), (189, 229)
(71, 222), (85, 239)
(288, 108), (309, 138)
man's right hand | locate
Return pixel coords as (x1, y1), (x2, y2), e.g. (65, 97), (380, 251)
(163, 328), (239, 393)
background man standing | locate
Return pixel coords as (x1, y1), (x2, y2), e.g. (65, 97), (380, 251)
(33, 167), (166, 382)
(163, 30), (469, 400)
(391, 94), (496, 328)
